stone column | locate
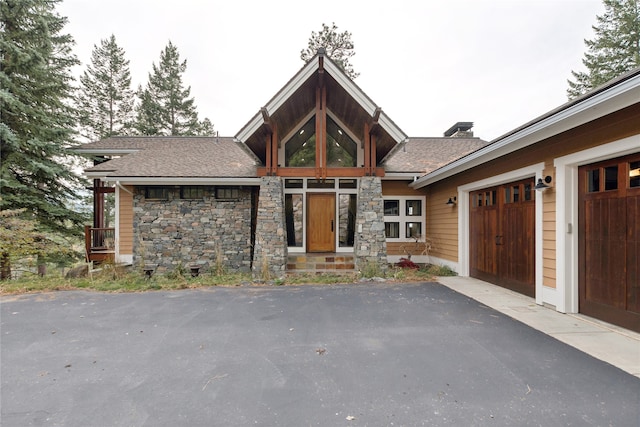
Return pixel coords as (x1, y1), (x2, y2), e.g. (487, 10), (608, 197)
(354, 176), (388, 274)
(252, 176), (287, 280)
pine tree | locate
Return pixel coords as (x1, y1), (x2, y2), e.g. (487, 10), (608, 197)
(77, 34), (135, 141)
(301, 22), (359, 80)
(568, 0), (640, 99)
(134, 41), (212, 136)
(197, 117), (215, 136)
(0, 0), (86, 235)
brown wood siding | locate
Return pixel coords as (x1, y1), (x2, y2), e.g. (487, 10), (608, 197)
(382, 180), (424, 196)
(425, 184), (459, 262)
(387, 241), (430, 257)
(424, 103), (640, 285)
(119, 186), (134, 255)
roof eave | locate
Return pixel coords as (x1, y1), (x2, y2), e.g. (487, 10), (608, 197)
(411, 69), (640, 189)
(90, 176), (262, 185)
(235, 52), (407, 146)
(73, 148), (141, 156)
(324, 59), (407, 144)
(235, 55), (320, 142)
(383, 172), (424, 181)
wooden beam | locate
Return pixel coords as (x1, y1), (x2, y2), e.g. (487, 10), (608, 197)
(363, 122), (371, 175)
(369, 107), (382, 134)
(93, 179), (104, 229)
(265, 132), (272, 175)
(257, 167), (385, 178)
(321, 85), (327, 180)
(95, 187), (115, 194)
(271, 122), (278, 175)
(372, 107), (381, 122)
(315, 86), (322, 179)
(371, 133), (377, 176)
(261, 107), (273, 134)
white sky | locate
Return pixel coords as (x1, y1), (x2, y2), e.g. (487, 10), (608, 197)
(58, 0), (603, 141)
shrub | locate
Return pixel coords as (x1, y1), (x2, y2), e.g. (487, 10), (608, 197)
(396, 257), (419, 269)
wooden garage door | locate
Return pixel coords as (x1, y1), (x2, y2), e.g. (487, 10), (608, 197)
(579, 154), (640, 332)
(470, 178), (536, 297)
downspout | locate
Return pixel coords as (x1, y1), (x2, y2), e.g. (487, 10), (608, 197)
(116, 181), (133, 194)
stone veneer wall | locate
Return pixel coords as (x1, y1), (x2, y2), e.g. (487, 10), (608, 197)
(133, 186), (253, 273)
(354, 176), (388, 273)
(252, 176), (287, 279)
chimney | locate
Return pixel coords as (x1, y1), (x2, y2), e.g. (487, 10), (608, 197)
(444, 122), (474, 138)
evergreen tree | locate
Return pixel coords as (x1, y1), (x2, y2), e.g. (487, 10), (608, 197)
(0, 209), (80, 280)
(301, 22), (359, 80)
(134, 41), (212, 136)
(77, 34), (135, 141)
(197, 117), (215, 136)
(0, 0), (86, 237)
(567, 0), (640, 98)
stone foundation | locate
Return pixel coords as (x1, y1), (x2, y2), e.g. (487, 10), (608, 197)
(252, 177), (288, 279)
(132, 186), (253, 274)
(354, 177), (388, 273)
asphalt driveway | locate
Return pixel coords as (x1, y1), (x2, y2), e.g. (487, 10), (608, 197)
(2, 282), (639, 426)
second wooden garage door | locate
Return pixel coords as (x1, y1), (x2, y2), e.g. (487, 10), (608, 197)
(579, 153), (640, 331)
(470, 178), (536, 297)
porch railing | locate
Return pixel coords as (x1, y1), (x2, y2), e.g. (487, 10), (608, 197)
(84, 225), (115, 263)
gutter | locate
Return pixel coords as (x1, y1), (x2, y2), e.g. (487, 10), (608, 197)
(94, 177), (263, 186)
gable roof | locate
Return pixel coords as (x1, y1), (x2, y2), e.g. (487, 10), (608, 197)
(235, 50), (408, 163)
(78, 136), (259, 181)
(383, 137), (490, 174)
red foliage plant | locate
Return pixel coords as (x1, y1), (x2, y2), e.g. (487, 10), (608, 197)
(396, 257), (419, 269)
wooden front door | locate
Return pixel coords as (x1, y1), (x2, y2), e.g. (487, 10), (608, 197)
(470, 178), (536, 297)
(579, 154), (640, 331)
(307, 193), (336, 252)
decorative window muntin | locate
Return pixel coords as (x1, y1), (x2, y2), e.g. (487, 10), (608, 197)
(216, 187), (239, 200)
(383, 196), (426, 242)
(145, 187), (169, 200)
(181, 186), (206, 199)
(629, 161), (640, 188)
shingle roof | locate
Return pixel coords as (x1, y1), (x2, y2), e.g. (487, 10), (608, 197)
(79, 135), (489, 178)
(83, 136), (258, 178)
(383, 137), (490, 174)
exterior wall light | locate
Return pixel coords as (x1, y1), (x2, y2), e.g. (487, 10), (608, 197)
(535, 176), (553, 191)
(446, 196), (457, 206)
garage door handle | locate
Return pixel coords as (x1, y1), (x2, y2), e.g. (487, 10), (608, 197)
(495, 235), (503, 245)
(330, 220), (334, 232)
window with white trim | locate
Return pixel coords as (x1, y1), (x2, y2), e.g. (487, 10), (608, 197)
(383, 196), (426, 241)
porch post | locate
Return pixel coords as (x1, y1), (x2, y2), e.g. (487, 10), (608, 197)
(93, 179), (105, 229)
(92, 178), (105, 249)
(252, 176), (288, 280)
(354, 176), (388, 274)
